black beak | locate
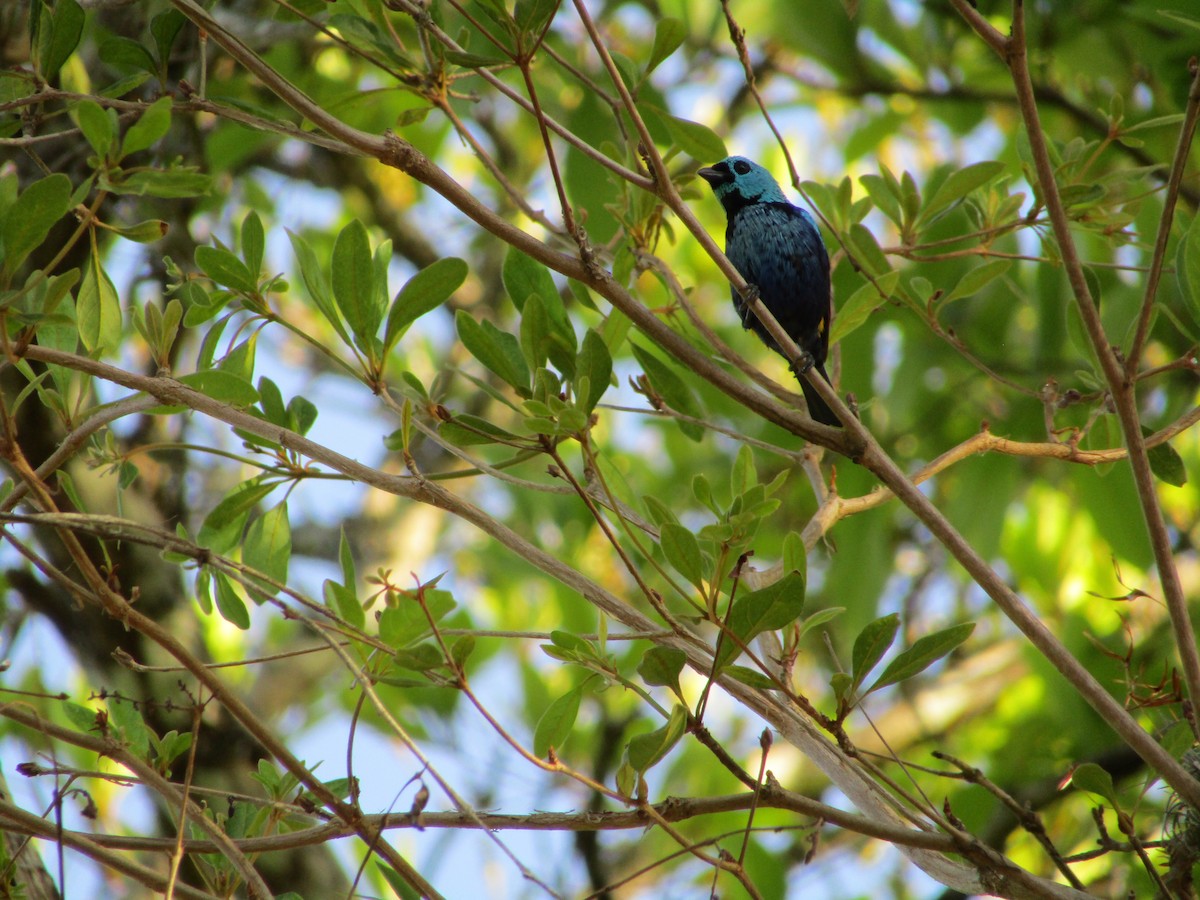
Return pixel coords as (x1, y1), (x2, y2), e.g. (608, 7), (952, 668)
(697, 166), (731, 187)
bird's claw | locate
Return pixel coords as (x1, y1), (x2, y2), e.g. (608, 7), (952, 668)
(739, 284), (761, 305)
(793, 351), (816, 375)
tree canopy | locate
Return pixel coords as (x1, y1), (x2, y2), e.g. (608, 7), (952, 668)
(2, 0), (1200, 897)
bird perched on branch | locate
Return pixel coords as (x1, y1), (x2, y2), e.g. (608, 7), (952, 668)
(698, 156), (840, 427)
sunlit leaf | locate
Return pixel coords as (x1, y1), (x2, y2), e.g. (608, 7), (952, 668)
(384, 257), (468, 351)
(850, 613), (899, 693)
(534, 686), (582, 757)
(867, 622), (975, 694)
(456, 311), (531, 395)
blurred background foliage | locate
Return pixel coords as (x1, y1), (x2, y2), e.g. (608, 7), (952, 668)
(1, 0), (1200, 897)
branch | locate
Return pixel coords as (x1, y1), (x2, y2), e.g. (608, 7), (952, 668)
(969, 0), (1200, 727)
(10, 345), (1077, 897)
(1127, 60), (1200, 369)
(99, 5), (1194, 892)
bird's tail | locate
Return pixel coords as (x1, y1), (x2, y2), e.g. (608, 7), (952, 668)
(796, 362), (842, 427)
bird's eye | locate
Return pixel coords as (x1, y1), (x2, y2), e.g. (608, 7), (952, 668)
(733, 160), (751, 175)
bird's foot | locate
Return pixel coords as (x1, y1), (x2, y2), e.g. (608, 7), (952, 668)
(739, 283), (761, 305)
(792, 351), (817, 375)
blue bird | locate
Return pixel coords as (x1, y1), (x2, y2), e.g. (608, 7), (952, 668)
(698, 156), (840, 427)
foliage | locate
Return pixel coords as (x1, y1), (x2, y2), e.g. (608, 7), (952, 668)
(0, 0), (1199, 897)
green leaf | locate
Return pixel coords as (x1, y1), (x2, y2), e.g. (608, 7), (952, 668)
(327, 14), (417, 70)
(646, 17), (686, 75)
(241, 211), (265, 279)
(900, 170), (921, 224)
(198, 479), (275, 553)
(1144, 427), (1187, 487)
(288, 395), (317, 435)
(850, 613), (900, 693)
(324, 580), (364, 630)
(437, 413), (522, 447)
(941, 260), (1011, 306)
(378, 607), (410, 648)
(1070, 762), (1119, 806)
(37, 0), (84, 80)
(829, 271), (900, 344)
(391, 642), (444, 674)
(715, 570), (806, 671)
(97, 72), (152, 100)
(72, 100), (115, 161)
(243, 502), (291, 591)
(860, 172), (903, 227)
(377, 864), (420, 900)
(781, 532), (807, 587)
(2, 174), (72, 279)
(796, 606), (845, 642)
(615, 760), (640, 799)
(257, 377), (286, 425)
(534, 686), (582, 757)
(1158, 10), (1200, 32)
(724, 665), (779, 690)
(692, 474), (717, 514)
(194, 568), (213, 615)
(443, 50), (510, 68)
(574, 329), (611, 415)
(628, 704), (687, 773)
(62, 701), (99, 735)
(514, 0), (559, 37)
(830, 672), (853, 704)
(100, 166), (211, 198)
(455, 310), (531, 395)
(150, 9), (187, 69)
(106, 698), (151, 758)
(637, 646), (687, 696)
(121, 97), (172, 158)
(331, 220), (381, 349)
(630, 343), (704, 441)
(287, 229), (348, 344)
(867, 622), (975, 694)
(383, 257), (468, 351)
(847, 223), (890, 276)
(502, 247), (574, 375)
(450, 634), (475, 669)
(659, 523), (704, 589)
(661, 114), (727, 162)
(109, 219), (169, 243)
(920, 161), (1006, 224)
(77, 253), (123, 356)
(195, 245), (257, 294)
(1121, 113), (1187, 135)
(519, 292), (551, 372)
(33, 273), (80, 393)
(218, 335), (256, 383)
(339, 526), (356, 588)
(214, 573), (251, 629)
(730, 443), (757, 497)
(1176, 213), (1200, 323)
(98, 35), (157, 76)
(503, 246), (558, 314)
(176, 370), (259, 407)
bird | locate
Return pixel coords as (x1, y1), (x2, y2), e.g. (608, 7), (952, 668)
(697, 155), (841, 427)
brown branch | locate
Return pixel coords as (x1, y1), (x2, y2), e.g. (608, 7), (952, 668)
(77, 5), (1189, 893)
(0, 433), (440, 897)
(0, 798), (219, 900)
(0, 788), (955, 854)
(973, 0), (1200, 730)
(0, 705), (265, 898)
(1127, 61), (1200, 370)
